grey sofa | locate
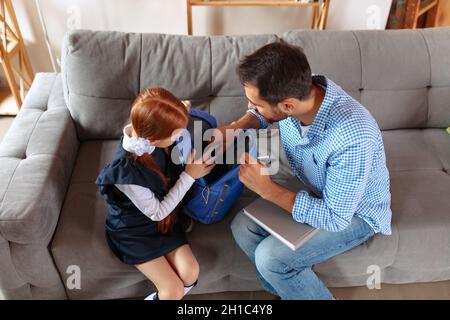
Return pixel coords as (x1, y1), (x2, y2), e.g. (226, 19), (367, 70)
(1, 28), (449, 300)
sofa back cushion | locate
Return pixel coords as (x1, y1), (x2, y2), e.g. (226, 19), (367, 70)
(61, 28), (450, 140)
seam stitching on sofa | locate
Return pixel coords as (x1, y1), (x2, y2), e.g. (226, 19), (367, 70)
(21, 111), (45, 155)
(0, 153), (66, 223)
(0, 239), (28, 287)
(138, 33), (142, 94)
(24, 110), (47, 158)
(17, 152), (67, 159)
(422, 131), (447, 171)
(418, 30), (433, 126)
(209, 36), (212, 114)
(0, 219), (34, 223)
(45, 73), (57, 112)
(0, 107), (45, 213)
(68, 91), (134, 101)
(0, 161), (21, 215)
(351, 31), (363, 91)
(207, 85), (449, 100)
(388, 168), (447, 173)
(64, 40), (71, 112)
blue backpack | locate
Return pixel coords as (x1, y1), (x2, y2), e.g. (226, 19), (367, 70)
(175, 109), (254, 224)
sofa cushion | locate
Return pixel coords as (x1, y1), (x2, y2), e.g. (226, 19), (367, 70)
(0, 73), (77, 299)
(140, 34), (211, 99)
(50, 140), (150, 299)
(356, 30), (428, 130)
(51, 138), (404, 297)
(210, 96), (247, 126)
(428, 87), (450, 129)
(382, 129), (446, 172)
(283, 30), (362, 93)
(421, 28), (450, 128)
(51, 182), (154, 300)
(62, 29), (450, 142)
(385, 170), (450, 283)
(0, 74), (78, 244)
(50, 140), (265, 299)
(362, 89), (428, 131)
(423, 129), (450, 172)
(211, 34), (279, 97)
(314, 228), (398, 287)
(61, 30), (141, 140)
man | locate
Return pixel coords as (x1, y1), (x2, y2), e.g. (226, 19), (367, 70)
(221, 41), (392, 300)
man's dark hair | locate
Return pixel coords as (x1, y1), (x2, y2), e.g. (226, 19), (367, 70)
(237, 41), (312, 105)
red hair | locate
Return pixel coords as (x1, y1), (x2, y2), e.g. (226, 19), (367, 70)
(130, 88), (188, 234)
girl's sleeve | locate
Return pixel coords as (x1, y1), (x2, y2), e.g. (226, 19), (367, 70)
(115, 172), (195, 221)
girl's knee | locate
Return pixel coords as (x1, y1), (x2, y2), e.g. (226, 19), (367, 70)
(158, 279), (185, 300)
(179, 259), (200, 286)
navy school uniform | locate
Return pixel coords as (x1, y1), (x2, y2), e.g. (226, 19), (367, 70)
(96, 138), (187, 265)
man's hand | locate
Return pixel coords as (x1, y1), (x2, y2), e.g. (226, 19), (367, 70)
(240, 153), (297, 214)
(238, 153), (272, 197)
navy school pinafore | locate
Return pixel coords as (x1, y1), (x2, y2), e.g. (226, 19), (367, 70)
(95, 138), (187, 265)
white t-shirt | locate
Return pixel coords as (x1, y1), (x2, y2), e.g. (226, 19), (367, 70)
(300, 122), (311, 138)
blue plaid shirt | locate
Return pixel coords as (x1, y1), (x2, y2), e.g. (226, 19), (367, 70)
(248, 75), (392, 235)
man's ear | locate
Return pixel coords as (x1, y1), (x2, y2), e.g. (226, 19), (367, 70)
(278, 98), (296, 115)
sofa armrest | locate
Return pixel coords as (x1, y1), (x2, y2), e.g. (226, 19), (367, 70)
(0, 73), (79, 299)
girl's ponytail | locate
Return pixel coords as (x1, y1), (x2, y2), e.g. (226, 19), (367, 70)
(130, 88), (189, 234)
(135, 153), (177, 234)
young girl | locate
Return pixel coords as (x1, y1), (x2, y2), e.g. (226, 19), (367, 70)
(96, 88), (215, 300)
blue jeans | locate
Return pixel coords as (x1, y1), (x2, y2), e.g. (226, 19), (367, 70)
(230, 210), (375, 300)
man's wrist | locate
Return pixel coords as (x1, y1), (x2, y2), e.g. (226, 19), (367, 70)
(261, 181), (296, 213)
(246, 109), (271, 129)
(261, 180), (278, 201)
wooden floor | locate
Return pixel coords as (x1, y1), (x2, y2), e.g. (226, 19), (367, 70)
(0, 90), (18, 116)
(0, 89), (18, 143)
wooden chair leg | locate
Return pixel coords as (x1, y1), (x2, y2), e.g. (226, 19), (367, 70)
(5, 0), (33, 82)
(311, 7), (319, 29)
(187, 0), (193, 35)
(0, 45), (22, 108)
(320, 0), (330, 30)
(404, 0), (421, 28)
(425, 0), (440, 28)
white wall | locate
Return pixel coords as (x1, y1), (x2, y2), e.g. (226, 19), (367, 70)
(9, 0), (391, 74)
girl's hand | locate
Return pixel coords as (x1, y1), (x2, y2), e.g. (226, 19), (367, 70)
(185, 149), (216, 179)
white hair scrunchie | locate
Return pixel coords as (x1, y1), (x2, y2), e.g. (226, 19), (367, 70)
(123, 124), (156, 156)
(128, 136), (155, 156)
